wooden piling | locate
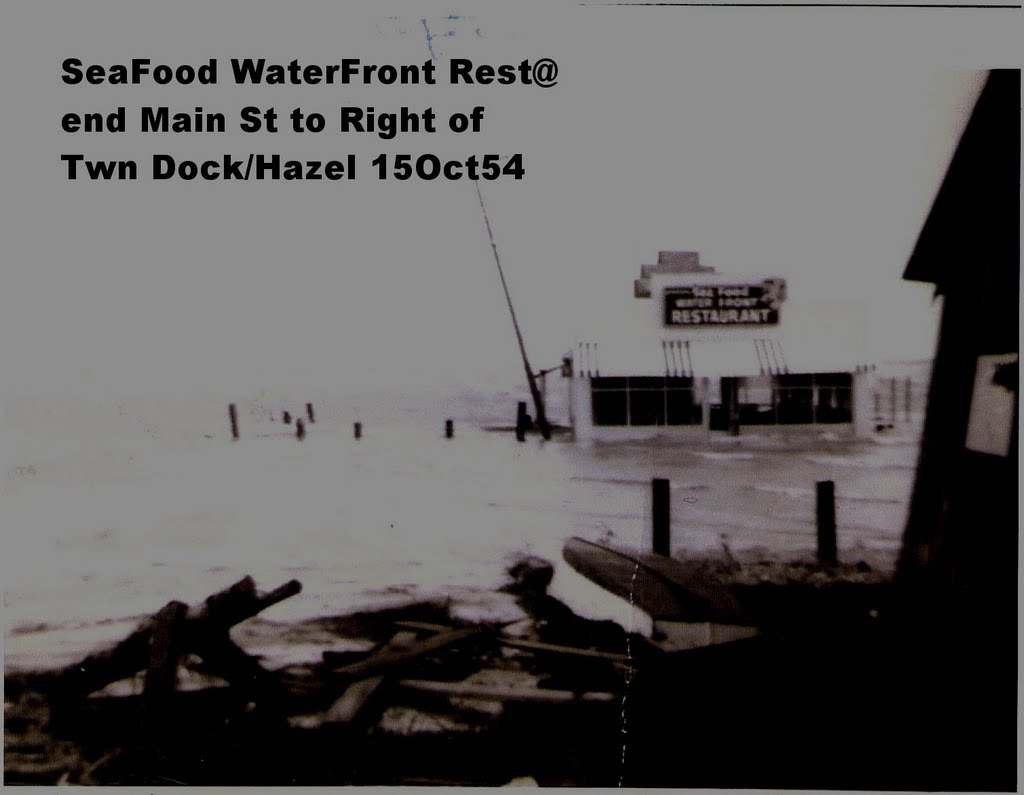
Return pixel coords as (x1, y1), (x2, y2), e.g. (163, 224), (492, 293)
(296, 419), (305, 440)
(515, 401), (529, 442)
(282, 411), (292, 425)
(306, 402), (315, 423)
(354, 422), (362, 440)
(723, 377), (740, 436)
(890, 377), (898, 427)
(904, 377), (912, 422)
(228, 404), (239, 440)
(445, 419), (454, 439)
(816, 480), (837, 565)
(652, 478), (671, 556)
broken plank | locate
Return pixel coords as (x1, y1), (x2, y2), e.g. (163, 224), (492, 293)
(393, 619), (520, 633)
(331, 627), (481, 679)
(393, 620), (453, 633)
(497, 637), (629, 662)
(324, 631), (418, 724)
(324, 676), (385, 724)
(397, 679), (617, 704)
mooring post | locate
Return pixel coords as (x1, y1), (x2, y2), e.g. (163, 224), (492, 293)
(445, 419), (454, 439)
(724, 377), (741, 436)
(283, 411), (292, 425)
(904, 377), (912, 422)
(515, 401), (529, 442)
(228, 404), (239, 441)
(296, 418), (305, 440)
(652, 478), (671, 556)
(890, 377), (898, 427)
(306, 402), (315, 423)
(354, 422), (362, 440)
(816, 480), (837, 565)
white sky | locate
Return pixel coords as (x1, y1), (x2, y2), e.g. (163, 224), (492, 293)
(0, 2), (1012, 400)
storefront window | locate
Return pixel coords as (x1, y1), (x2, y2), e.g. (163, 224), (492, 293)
(738, 381), (777, 425)
(776, 373), (852, 424)
(591, 377), (628, 426)
(629, 377), (666, 426)
(591, 376), (701, 427)
(590, 373), (851, 428)
(813, 372), (853, 424)
(777, 374), (815, 424)
(666, 377), (702, 425)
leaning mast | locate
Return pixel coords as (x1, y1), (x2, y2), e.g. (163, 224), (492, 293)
(475, 182), (551, 439)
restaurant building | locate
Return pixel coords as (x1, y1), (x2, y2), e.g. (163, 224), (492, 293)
(565, 250), (878, 441)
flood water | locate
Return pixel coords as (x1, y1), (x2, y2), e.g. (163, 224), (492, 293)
(3, 371), (925, 672)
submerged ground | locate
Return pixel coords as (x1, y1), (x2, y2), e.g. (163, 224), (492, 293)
(4, 380), (922, 673)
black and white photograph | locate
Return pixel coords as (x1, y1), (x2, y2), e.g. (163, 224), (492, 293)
(1, 2), (1019, 789)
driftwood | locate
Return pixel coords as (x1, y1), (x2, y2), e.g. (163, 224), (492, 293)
(393, 619), (631, 662)
(141, 600), (188, 724)
(394, 619), (458, 633)
(54, 576), (302, 704)
(330, 626), (481, 679)
(324, 630), (418, 724)
(497, 637), (630, 663)
(397, 678), (617, 704)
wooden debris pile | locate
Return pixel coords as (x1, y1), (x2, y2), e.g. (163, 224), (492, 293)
(52, 576), (302, 708)
(5, 562), (639, 786)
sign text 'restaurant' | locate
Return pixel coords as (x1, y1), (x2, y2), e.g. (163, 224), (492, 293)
(663, 283), (783, 326)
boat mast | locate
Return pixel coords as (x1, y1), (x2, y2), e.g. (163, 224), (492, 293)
(475, 182), (551, 440)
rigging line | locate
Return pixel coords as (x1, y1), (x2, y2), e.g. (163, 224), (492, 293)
(754, 339), (766, 375)
(774, 339), (789, 374)
(764, 338), (780, 375)
(759, 339), (769, 374)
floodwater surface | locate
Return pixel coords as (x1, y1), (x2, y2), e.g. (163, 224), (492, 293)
(3, 379), (923, 672)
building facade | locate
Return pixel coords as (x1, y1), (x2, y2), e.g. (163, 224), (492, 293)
(566, 250), (877, 441)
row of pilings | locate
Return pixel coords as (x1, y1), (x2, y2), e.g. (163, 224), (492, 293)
(650, 476), (838, 565)
(227, 403), (455, 442)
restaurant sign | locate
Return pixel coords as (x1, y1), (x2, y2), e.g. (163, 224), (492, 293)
(663, 279), (786, 327)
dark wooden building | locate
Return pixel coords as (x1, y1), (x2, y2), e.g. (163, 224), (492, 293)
(895, 69), (1019, 790)
(897, 70), (1019, 619)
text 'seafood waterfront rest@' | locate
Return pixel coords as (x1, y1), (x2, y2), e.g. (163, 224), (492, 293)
(59, 58), (559, 183)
